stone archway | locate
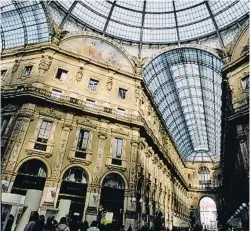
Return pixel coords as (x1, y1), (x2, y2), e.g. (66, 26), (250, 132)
(199, 196), (217, 230)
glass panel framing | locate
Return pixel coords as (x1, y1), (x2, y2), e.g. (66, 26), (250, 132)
(143, 48), (223, 162)
(51, 0), (248, 44)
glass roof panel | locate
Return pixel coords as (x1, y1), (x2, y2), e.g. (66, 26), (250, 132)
(1, 0), (50, 50)
(145, 1), (173, 12)
(143, 48), (223, 162)
(51, 0), (248, 45)
(111, 6), (142, 27)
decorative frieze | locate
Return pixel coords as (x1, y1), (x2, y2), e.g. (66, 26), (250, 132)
(52, 123), (72, 178)
(92, 131), (107, 183)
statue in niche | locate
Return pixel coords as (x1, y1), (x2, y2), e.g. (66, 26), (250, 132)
(38, 55), (53, 75)
(12, 60), (20, 73)
(131, 56), (148, 75)
(76, 67), (84, 81)
(106, 76), (113, 91)
(51, 21), (69, 46)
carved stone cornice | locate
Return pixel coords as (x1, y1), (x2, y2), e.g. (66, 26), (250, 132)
(76, 118), (97, 129)
(67, 157), (91, 166)
(106, 164), (126, 172)
(2, 104), (19, 112)
(39, 108), (61, 120)
(111, 127), (129, 136)
(25, 149), (53, 158)
(17, 111), (34, 120)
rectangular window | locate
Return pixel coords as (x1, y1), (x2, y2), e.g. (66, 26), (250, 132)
(1, 116), (11, 135)
(241, 75), (249, 90)
(86, 99), (95, 108)
(34, 121), (52, 151)
(112, 138), (123, 166)
(117, 108), (125, 117)
(88, 79), (99, 91)
(51, 89), (62, 99)
(55, 68), (68, 81)
(118, 88), (127, 99)
(23, 66), (33, 77)
(1, 70), (7, 78)
(75, 130), (89, 158)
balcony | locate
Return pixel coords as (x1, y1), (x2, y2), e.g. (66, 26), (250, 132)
(1, 84), (141, 125)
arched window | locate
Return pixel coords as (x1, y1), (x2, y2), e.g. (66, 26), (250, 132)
(199, 197), (217, 230)
(63, 167), (88, 184)
(18, 159), (47, 177)
(102, 173), (124, 189)
(12, 159), (47, 195)
(198, 166), (210, 189)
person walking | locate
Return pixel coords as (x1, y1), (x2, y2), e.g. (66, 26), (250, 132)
(127, 225), (133, 231)
(87, 221), (100, 231)
(23, 211), (39, 231)
(55, 217), (70, 231)
(79, 221), (89, 231)
(36, 215), (45, 231)
(4, 214), (14, 231)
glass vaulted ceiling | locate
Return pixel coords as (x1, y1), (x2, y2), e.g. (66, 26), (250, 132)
(143, 48), (223, 162)
(54, 0), (248, 44)
(0, 0), (51, 51)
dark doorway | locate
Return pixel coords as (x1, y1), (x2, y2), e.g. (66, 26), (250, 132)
(58, 167), (88, 222)
(99, 173), (125, 226)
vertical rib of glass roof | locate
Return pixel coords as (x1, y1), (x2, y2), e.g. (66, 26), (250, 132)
(0, 0), (51, 51)
(143, 48), (223, 162)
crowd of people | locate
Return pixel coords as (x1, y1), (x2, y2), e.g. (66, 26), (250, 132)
(4, 211), (223, 231)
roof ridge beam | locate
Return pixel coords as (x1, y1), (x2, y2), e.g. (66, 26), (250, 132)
(103, 1), (116, 34)
(139, 0), (146, 58)
(205, 1), (224, 48)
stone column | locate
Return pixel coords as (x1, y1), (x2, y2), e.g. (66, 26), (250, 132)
(125, 140), (139, 230)
(56, 199), (71, 221)
(15, 189), (43, 231)
(2, 106), (34, 191)
(85, 185), (101, 225)
(86, 130), (107, 223)
(52, 118), (73, 179)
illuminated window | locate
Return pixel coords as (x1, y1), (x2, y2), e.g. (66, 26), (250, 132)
(88, 79), (99, 91)
(55, 68), (68, 81)
(1, 70), (7, 78)
(86, 99), (95, 108)
(23, 66), (33, 77)
(198, 166), (210, 189)
(51, 89), (62, 99)
(241, 75), (249, 90)
(117, 108), (125, 117)
(118, 88), (127, 99)
(75, 130), (89, 158)
(34, 121), (52, 151)
(1, 116), (11, 135)
(112, 138), (123, 165)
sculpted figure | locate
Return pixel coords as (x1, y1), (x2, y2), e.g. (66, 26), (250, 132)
(38, 55), (53, 75)
(131, 56), (147, 75)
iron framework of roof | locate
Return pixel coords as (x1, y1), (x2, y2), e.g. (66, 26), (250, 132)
(143, 48), (223, 162)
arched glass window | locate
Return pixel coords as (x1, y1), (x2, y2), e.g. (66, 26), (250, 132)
(63, 167), (88, 184)
(198, 166), (210, 189)
(199, 197), (217, 230)
(18, 159), (47, 177)
(102, 173), (124, 189)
